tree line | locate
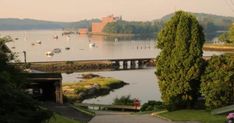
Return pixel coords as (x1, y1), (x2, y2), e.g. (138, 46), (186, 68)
(103, 20), (160, 35)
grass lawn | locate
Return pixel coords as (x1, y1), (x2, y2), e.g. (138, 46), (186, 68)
(48, 114), (80, 123)
(158, 110), (226, 123)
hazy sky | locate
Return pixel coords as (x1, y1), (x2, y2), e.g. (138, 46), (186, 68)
(0, 0), (234, 22)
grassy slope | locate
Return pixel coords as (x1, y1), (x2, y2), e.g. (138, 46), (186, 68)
(63, 77), (124, 94)
(158, 110), (226, 123)
(48, 114), (80, 123)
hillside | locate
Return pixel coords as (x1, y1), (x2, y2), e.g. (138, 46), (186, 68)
(0, 18), (100, 30)
(160, 12), (234, 40)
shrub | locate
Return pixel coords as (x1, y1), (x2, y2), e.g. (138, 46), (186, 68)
(140, 100), (164, 112)
(113, 95), (134, 106)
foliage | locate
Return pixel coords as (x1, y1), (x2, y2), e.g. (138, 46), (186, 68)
(218, 25), (234, 44)
(200, 55), (234, 109)
(158, 110), (225, 123)
(0, 37), (52, 123)
(156, 11), (205, 110)
(103, 20), (159, 35)
(140, 100), (164, 112)
(112, 95), (134, 106)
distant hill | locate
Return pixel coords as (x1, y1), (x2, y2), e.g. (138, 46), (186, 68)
(0, 18), (100, 30)
(160, 12), (234, 40)
(0, 13), (234, 40)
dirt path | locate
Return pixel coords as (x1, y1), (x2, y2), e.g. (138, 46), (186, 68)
(89, 111), (171, 123)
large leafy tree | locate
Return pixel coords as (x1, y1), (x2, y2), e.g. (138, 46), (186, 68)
(200, 55), (234, 109)
(156, 11), (205, 110)
(0, 37), (52, 123)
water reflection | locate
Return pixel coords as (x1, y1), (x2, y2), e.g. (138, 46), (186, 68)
(1, 30), (224, 63)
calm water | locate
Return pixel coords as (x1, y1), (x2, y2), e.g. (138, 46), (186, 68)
(2, 30), (222, 62)
(0, 30), (225, 104)
(62, 68), (160, 104)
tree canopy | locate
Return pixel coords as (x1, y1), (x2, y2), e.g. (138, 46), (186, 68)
(103, 20), (159, 35)
(156, 11), (205, 110)
(218, 25), (234, 43)
(0, 37), (52, 123)
(200, 55), (234, 109)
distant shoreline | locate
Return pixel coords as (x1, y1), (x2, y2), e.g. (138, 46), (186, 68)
(203, 44), (234, 52)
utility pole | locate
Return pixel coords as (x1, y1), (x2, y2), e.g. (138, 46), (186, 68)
(23, 51), (27, 68)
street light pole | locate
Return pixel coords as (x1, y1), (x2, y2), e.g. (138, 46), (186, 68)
(23, 51), (27, 67)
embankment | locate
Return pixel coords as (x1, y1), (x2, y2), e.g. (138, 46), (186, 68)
(63, 74), (128, 102)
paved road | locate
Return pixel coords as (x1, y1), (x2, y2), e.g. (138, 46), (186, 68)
(89, 111), (171, 123)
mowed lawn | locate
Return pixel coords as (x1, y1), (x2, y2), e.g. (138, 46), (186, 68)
(158, 110), (226, 123)
(48, 114), (80, 123)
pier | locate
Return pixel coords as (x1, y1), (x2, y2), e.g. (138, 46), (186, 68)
(14, 56), (211, 72)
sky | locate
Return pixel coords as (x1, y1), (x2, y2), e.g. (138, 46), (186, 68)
(0, 0), (234, 22)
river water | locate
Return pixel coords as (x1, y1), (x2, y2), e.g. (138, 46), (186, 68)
(1, 30), (224, 104)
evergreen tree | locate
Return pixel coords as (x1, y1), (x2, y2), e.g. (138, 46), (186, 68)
(156, 11), (205, 110)
(200, 55), (234, 109)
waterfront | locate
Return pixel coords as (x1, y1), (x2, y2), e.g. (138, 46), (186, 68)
(62, 68), (160, 104)
(1, 30), (226, 104)
(2, 30), (223, 62)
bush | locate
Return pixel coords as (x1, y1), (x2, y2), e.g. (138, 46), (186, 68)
(140, 100), (164, 112)
(113, 95), (134, 106)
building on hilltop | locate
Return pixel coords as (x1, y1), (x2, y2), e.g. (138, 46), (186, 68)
(92, 15), (122, 33)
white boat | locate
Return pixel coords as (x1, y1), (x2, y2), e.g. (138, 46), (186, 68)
(54, 35), (58, 39)
(89, 43), (96, 48)
(36, 40), (42, 44)
(53, 48), (61, 53)
(115, 38), (118, 42)
(45, 51), (54, 57)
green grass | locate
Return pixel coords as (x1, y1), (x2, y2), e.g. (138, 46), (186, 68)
(48, 114), (80, 123)
(158, 110), (226, 123)
(63, 77), (124, 96)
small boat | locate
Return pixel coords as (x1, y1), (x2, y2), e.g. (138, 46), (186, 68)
(45, 51), (54, 57)
(54, 35), (58, 39)
(65, 47), (70, 50)
(53, 48), (61, 53)
(89, 43), (95, 48)
(66, 36), (71, 41)
(115, 38), (118, 42)
(36, 40), (42, 44)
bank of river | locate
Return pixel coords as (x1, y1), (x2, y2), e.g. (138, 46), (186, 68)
(62, 68), (161, 105)
(63, 74), (128, 102)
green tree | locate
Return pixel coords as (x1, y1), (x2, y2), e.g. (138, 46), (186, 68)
(0, 37), (52, 123)
(218, 24), (234, 43)
(200, 55), (234, 109)
(156, 11), (205, 110)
